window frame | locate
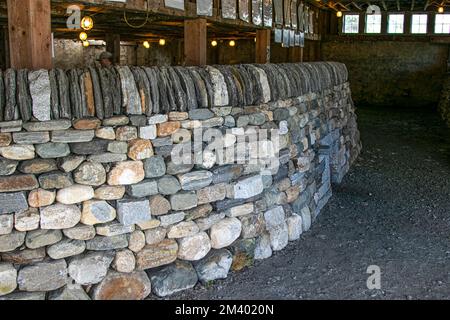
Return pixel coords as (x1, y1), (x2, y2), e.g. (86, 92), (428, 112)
(411, 13), (428, 34)
(387, 13), (405, 34)
(342, 13), (360, 34)
(365, 13), (382, 34)
(434, 13), (450, 34)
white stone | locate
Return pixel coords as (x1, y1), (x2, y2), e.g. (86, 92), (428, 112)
(56, 185), (94, 205)
(287, 214), (303, 241)
(210, 217), (242, 249)
(0, 263), (17, 296)
(40, 204), (81, 230)
(29, 70), (51, 121)
(301, 206), (312, 232)
(177, 232), (211, 261)
(233, 175), (264, 199)
(264, 206), (288, 251)
(139, 125), (157, 140)
(0, 214), (14, 235)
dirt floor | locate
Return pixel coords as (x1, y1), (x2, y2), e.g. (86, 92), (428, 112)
(170, 106), (450, 300)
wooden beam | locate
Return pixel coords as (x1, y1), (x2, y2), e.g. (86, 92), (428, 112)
(184, 18), (207, 66)
(255, 29), (271, 64)
(7, 0), (52, 70)
(106, 33), (121, 65)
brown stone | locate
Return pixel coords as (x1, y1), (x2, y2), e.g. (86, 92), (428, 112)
(83, 72), (95, 116)
(116, 126), (138, 141)
(107, 161), (145, 186)
(0, 133), (12, 147)
(128, 139), (154, 161)
(135, 239), (178, 270)
(1, 247), (46, 264)
(94, 186), (126, 200)
(73, 118), (102, 130)
(157, 121), (181, 137)
(286, 185), (301, 203)
(185, 204), (213, 221)
(168, 112), (189, 121)
(28, 188), (56, 208)
(0, 174), (39, 192)
(92, 271), (151, 300)
(149, 195), (171, 216)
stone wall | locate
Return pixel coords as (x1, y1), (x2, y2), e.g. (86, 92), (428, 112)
(438, 73), (450, 127)
(322, 38), (448, 108)
(0, 62), (361, 300)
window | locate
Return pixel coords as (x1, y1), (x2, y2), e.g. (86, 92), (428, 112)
(388, 14), (404, 33)
(411, 14), (428, 34)
(435, 14), (450, 33)
(366, 14), (381, 33)
(343, 14), (359, 33)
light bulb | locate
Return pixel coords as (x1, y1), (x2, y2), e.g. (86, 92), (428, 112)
(81, 16), (94, 31)
(82, 40), (90, 47)
(438, 6), (444, 13)
(143, 41), (150, 49)
(159, 39), (166, 46)
(79, 32), (88, 41)
(229, 40), (236, 47)
(211, 40), (218, 47)
(337, 11), (343, 18)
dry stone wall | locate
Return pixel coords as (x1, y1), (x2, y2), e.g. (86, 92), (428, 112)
(438, 74), (450, 127)
(0, 62), (361, 300)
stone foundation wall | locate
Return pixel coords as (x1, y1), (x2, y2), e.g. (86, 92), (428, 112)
(0, 62), (361, 300)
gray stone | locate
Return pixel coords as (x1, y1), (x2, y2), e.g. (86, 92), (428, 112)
(197, 183), (227, 205)
(81, 200), (116, 225)
(233, 175), (264, 199)
(188, 109), (214, 120)
(129, 115), (148, 126)
(14, 208), (40, 231)
(0, 247), (46, 265)
(254, 232), (272, 260)
(166, 161), (194, 175)
(0, 158), (18, 176)
(157, 175), (181, 195)
(68, 251), (115, 285)
(96, 222), (135, 237)
(52, 130), (95, 143)
(47, 239), (86, 259)
(74, 161), (106, 186)
(151, 136), (172, 147)
(0, 145), (35, 160)
(18, 259), (67, 292)
(248, 113), (267, 125)
(117, 66), (142, 115)
(103, 116), (129, 126)
(88, 153), (127, 163)
(159, 212), (186, 227)
(58, 156), (85, 173)
(0, 214), (14, 235)
(224, 115), (235, 127)
(170, 192), (198, 211)
(264, 206), (288, 251)
(25, 229), (62, 249)
(149, 260), (198, 297)
(39, 171), (73, 189)
(193, 249), (232, 283)
(139, 125), (157, 140)
(126, 179), (159, 197)
(167, 221), (200, 239)
(0, 192), (28, 214)
(35, 143), (70, 158)
(48, 284), (91, 300)
(300, 206), (312, 232)
(144, 227), (167, 245)
(144, 156), (166, 178)
(70, 139), (109, 155)
(287, 214), (303, 241)
(211, 164), (243, 184)
(29, 70), (51, 121)
(117, 199), (152, 226)
(63, 224), (96, 241)
(18, 159), (57, 174)
(148, 114), (168, 124)
(0, 291), (46, 300)
(0, 231), (26, 252)
(85, 234), (129, 251)
(179, 170), (213, 191)
(107, 141), (128, 154)
(40, 204), (81, 230)
(196, 213), (226, 231)
(0, 263), (17, 296)
(23, 120), (72, 132)
(206, 66), (229, 106)
(13, 132), (50, 144)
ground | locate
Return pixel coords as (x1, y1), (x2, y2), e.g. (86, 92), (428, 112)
(170, 106), (450, 300)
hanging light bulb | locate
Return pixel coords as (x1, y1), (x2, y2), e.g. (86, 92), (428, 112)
(82, 40), (90, 47)
(143, 41), (150, 49)
(336, 11), (343, 18)
(229, 40), (236, 47)
(211, 40), (218, 47)
(438, 6), (444, 13)
(79, 32), (88, 41)
(159, 39), (166, 46)
(81, 16), (94, 31)
(254, 37), (257, 42)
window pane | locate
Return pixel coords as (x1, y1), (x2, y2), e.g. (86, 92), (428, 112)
(435, 14), (450, 34)
(366, 14), (381, 33)
(411, 14), (427, 34)
(343, 14), (359, 33)
(388, 14), (404, 33)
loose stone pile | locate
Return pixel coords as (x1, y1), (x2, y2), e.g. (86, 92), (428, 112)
(0, 62), (361, 300)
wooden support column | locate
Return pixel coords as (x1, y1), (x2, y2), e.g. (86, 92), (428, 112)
(381, 12), (388, 34)
(105, 33), (121, 65)
(404, 12), (412, 34)
(7, 0), (52, 70)
(184, 18), (207, 66)
(256, 29), (271, 64)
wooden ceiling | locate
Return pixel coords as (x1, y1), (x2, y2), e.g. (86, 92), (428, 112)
(317, 0), (450, 12)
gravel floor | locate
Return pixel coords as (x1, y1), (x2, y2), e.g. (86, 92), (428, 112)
(171, 106), (450, 300)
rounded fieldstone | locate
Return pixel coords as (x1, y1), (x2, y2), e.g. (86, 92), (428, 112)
(17, 259), (67, 292)
(74, 161), (106, 186)
(56, 185), (94, 205)
(107, 161), (145, 186)
(177, 232), (211, 261)
(112, 249), (136, 273)
(92, 271), (151, 300)
(81, 200), (116, 225)
(144, 156), (166, 178)
(149, 195), (171, 216)
(0, 231), (26, 252)
(94, 186), (126, 200)
(128, 230), (146, 253)
(14, 208), (40, 232)
(40, 204), (81, 230)
(28, 189), (55, 208)
(0, 263), (17, 296)
(35, 143), (70, 159)
(193, 249), (233, 283)
(68, 251), (115, 285)
(157, 175), (181, 195)
(47, 239), (86, 259)
(0, 145), (35, 160)
(210, 217), (242, 249)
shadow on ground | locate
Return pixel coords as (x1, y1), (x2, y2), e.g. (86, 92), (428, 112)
(169, 106), (450, 300)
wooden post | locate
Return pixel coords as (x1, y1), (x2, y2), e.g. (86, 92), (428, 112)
(7, 0), (52, 70)
(381, 12), (388, 34)
(184, 18), (207, 66)
(256, 29), (271, 64)
(106, 33), (121, 65)
(404, 12), (412, 35)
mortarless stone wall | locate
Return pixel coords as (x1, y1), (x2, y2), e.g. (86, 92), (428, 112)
(0, 62), (361, 300)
